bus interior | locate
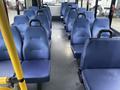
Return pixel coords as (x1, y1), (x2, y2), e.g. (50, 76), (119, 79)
(0, 0), (120, 90)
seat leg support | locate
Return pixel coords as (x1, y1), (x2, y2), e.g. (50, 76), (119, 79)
(78, 69), (83, 84)
(37, 83), (42, 90)
(76, 59), (80, 67)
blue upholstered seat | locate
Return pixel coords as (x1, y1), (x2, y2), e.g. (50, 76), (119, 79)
(85, 11), (95, 28)
(80, 38), (120, 90)
(0, 26), (22, 77)
(66, 8), (78, 32)
(34, 10), (51, 39)
(92, 17), (110, 38)
(29, 6), (39, 12)
(24, 9), (36, 19)
(77, 8), (86, 14)
(82, 69), (120, 90)
(64, 5), (72, 24)
(22, 60), (50, 83)
(61, 2), (75, 18)
(13, 15), (29, 38)
(71, 17), (91, 59)
(61, 2), (67, 17)
(22, 26), (50, 83)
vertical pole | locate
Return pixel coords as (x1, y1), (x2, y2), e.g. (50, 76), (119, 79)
(81, 0), (83, 8)
(39, 0), (41, 7)
(16, 0), (20, 15)
(87, 0), (89, 11)
(75, 0), (78, 4)
(109, 0), (116, 26)
(0, 1), (27, 90)
(37, 0), (41, 9)
(24, 0), (27, 9)
(94, 0), (99, 18)
(32, 0), (38, 6)
(41, 0), (43, 6)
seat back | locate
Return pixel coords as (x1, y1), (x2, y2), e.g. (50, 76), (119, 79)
(36, 10), (50, 29)
(41, 6), (52, 28)
(78, 8), (86, 14)
(71, 16), (91, 45)
(29, 6), (39, 12)
(34, 12), (51, 39)
(65, 4), (78, 24)
(40, 7), (51, 22)
(61, 2), (67, 16)
(24, 9), (36, 19)
(67, 8), (78, 32)
(14, 15), (29, 25)
(92, 17), (110, 38)
(62, 2), (75, 17)
(81, 38), (120, 69)
(13, 15), (29, 39)
(85, 11), (95, 28)
(23, 21), (49, 60)
(64, 5), (72, 23)
(0, 26), (22, 60)
(42, 4), (52, 18)
(40, 7), (52, 26)
(71, 3), (78, 8)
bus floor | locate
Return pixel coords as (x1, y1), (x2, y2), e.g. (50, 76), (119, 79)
(27, 21), (84, 90)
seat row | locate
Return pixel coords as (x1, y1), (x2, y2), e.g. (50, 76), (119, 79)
(13, 4), (52, 40)
(0, 5), (52, 87)
(61, 2), (112, 59)
(0, 25), (50, 83)
(61, 2), (120, 90)
(71, 16), (111, 59)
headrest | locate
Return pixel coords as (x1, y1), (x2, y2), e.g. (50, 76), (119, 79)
(78, 8), (86, 13)
(14, 15), (29, 25)
(24, 9), (35, 18)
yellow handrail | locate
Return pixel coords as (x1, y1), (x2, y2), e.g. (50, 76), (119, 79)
(0, 87), (12, 90)
(0, 0), (27, 90)
(0, 77), (8, 84)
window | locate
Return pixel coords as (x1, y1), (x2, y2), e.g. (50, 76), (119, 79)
(6, 0), (24, 24)
(88, 0), (96, 11)
(78, 0), (81, 7)
(78, 0), (96, 10)
(43, 0), (75, 5)
(96, 0), (112, 17)
(111, 0), (120, 32)
(82, 0), (87, 8)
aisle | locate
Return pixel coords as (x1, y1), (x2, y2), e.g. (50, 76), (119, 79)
(42, 21), (84, 90)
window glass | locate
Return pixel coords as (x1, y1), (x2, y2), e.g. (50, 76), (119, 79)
(83, 0), (87, 8)
(78, 0), (81, 7)
(78, 0), (87, 8)
(111, 0), (120, 32)
(96, 0), (112, 17)
(6, 0), (24, 24)
(78, 0), (96, 10)
(43, 0), (75, 5)
(88, 0), (96, 12)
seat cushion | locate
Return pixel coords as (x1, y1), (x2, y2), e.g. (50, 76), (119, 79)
(0, 61), (14, 77)
(71, 45), (84, 59)
(22, 60), (50, 83)
(82, 69), (120, 90)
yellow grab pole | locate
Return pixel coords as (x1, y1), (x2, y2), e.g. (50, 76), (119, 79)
(0, 1), (27, 90)
(0, 77), (8, 84)
(0, 87), (12, 90)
